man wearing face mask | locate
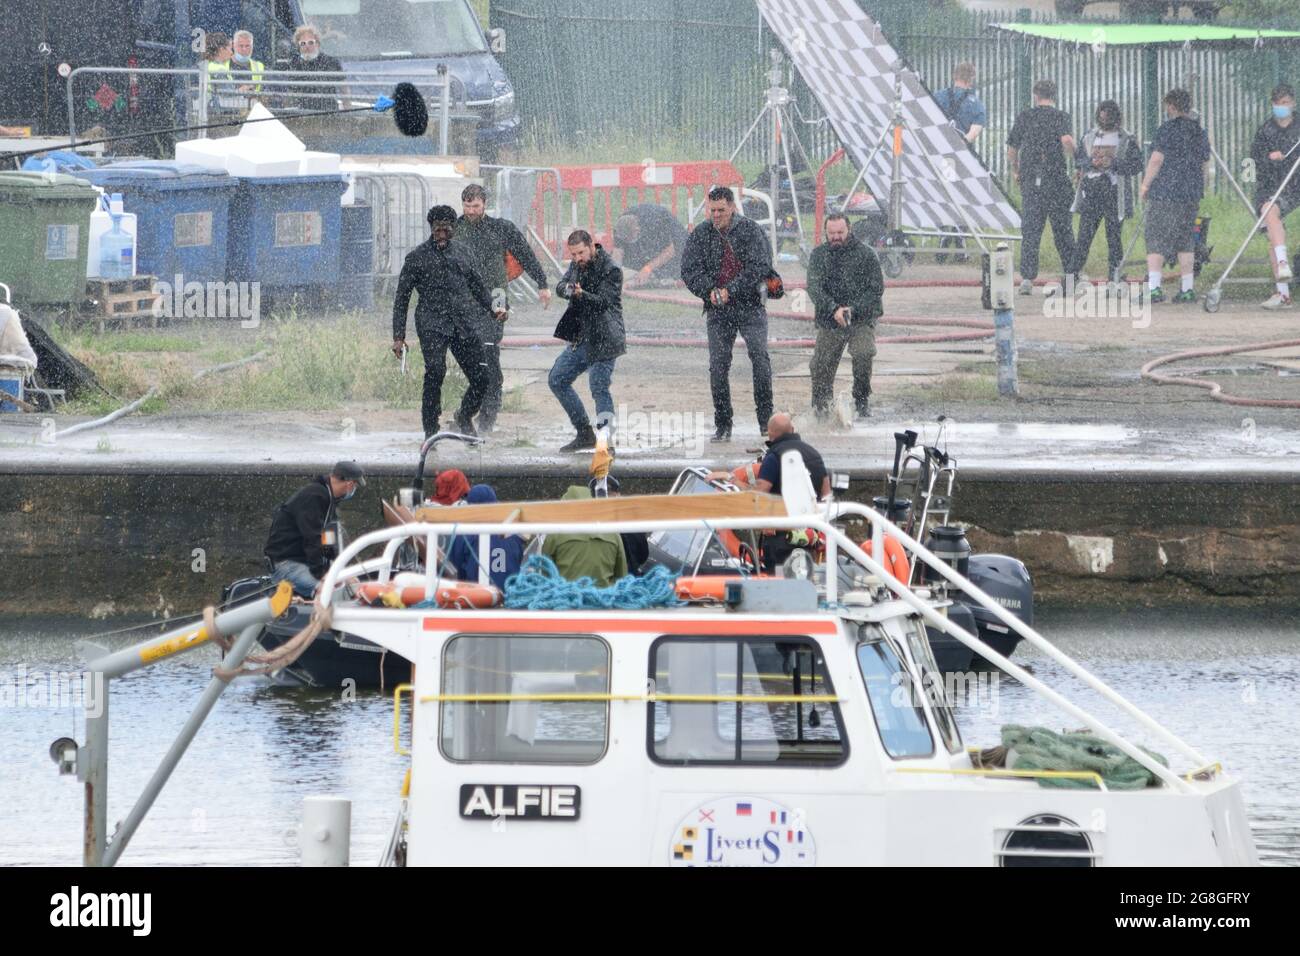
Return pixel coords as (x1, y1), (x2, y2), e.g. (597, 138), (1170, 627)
(230, 31), (264, 98)
(393, 205), (504, 437)
(1250, 85), (1300, 309)
(264, 461), (366, 598)
(807, 213), (884, 421)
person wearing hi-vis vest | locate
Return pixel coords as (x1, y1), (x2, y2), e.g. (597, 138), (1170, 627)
(230, 31), (265, 97)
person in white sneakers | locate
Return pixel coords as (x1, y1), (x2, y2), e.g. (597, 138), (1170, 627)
(1138, 89), (1210, 305)
(1250, 84), (1300, 310)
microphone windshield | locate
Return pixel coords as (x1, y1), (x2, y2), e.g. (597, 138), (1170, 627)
(392, 82), (428, 137)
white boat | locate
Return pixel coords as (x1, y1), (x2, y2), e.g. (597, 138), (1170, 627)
(304, 451), (1258, 868)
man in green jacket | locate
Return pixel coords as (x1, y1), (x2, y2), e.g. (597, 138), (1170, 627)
(541, 486), (628, 587)
(454, 184), (551, 433)
(807, 213), (884, 420)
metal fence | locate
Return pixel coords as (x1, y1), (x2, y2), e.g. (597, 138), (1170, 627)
(492, 0), (838, 164)
(900, 9), (1295, 196)
(493, 1), (1296, 198)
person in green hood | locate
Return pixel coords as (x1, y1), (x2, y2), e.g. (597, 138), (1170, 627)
(541, 486), (628, 587)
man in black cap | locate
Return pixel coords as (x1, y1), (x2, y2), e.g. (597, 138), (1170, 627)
(392, 204), (505, 437)
(264, 461), (366, 598)
(613, 204), (688, 287)
(680, 185), (775, 442)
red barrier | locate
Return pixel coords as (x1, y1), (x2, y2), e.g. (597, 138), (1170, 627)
(530, 161), (746, 257)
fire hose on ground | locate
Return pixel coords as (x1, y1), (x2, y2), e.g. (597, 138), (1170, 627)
(1140, 338), (1300, 409)
(501, 287), (995, 349)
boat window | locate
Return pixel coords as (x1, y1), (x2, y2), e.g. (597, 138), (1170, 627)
(648, 637), (847, 767)
(439, 635), (609, 764)
(907, 620), (963, 754)
(855, 631), (935, 759)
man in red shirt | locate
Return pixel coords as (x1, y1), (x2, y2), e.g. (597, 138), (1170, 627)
(680, 186), (775, 442)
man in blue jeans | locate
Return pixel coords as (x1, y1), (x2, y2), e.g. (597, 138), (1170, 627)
(550, 230), (626, 452)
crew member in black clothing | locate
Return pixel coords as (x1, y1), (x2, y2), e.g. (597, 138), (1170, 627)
(754, 413), (830, 500)
(1249, 84), (1300, 309)
(392, 205), (504, 438)
(1007, 79), (1077, 295)
(264, 461), (366, 598)
(613, 204), (688, 286)
(680, 185), (775, 442)
(754, 413), (829, 571)
(588, 474), (648, 574)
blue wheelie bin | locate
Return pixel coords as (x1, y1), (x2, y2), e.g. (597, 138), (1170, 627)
(226, 175), (348, 290)
(70, 161), (237, 283)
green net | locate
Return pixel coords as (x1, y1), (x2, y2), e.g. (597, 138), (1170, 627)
(1001, 724), (1169, 790)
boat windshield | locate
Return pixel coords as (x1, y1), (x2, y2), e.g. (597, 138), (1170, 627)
(856, 630), (934, 758)
(299, 0), (488, 59)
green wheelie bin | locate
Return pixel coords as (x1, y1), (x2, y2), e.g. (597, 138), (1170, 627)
(0, 172), (99, 308)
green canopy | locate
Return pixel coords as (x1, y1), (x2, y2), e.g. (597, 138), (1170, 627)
(992, 22), (1300, 48)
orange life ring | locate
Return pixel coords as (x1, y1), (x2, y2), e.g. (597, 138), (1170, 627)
(861, 536), (911, 583)
(730, 461), (760, 488)
(357, 580), (502, 609)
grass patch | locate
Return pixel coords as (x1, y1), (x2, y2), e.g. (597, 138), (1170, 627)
(919, 373), (1000, 403)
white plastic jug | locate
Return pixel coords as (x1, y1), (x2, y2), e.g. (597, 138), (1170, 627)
(87, 192), (138, 279)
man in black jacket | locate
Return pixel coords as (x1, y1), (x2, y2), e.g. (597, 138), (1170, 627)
(264, 461), (366, 598)
(807, 213), (884, 420)
(455, 183), (551, 431)
(550, 230), (626, 452)
(680, 185), (775, 442)
(392, 205), (504, 438)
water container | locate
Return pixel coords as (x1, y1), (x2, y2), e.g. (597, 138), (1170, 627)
(87, 193), (138, 279)
(98, 212), (135, 279)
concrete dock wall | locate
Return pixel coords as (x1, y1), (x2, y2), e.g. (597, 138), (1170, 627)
(3, 467), (1298, 615)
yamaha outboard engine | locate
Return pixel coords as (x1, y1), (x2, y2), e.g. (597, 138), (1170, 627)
(961, 554), (1034, 663)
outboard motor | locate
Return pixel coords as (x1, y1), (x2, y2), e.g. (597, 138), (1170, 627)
(926, 602), (977, 674)
(961, 554), (1034, 662)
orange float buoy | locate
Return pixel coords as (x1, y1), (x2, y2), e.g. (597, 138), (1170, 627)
(861, 536), (911, 583)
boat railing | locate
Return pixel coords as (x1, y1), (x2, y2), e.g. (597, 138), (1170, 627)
(317, 501), (1211, 793)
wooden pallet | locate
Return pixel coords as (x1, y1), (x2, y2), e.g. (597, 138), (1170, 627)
(84, 276), (163, 330)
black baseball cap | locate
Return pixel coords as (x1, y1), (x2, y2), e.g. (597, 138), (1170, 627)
(332, 460), (366, 486)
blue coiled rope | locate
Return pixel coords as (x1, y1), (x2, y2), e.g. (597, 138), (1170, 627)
(503, 554), (683, 610)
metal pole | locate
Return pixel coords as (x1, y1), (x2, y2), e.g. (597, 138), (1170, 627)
(889, 69), (904, 234)
(81, 682), (108, 867)
(995, 306), (1018, 396)
(84, 584), (288, 680)
(438, 65), (451, 155)
(197, 67), (209, 138)
(100, 623), (264, 867)
(777, 106), (806, 249)
(769, 93), (781, 257)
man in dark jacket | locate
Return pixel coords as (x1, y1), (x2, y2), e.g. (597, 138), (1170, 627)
(286, 25), (345, 109)
(550, 230), (627, 452)
(454, 184), (551, 431)
(613, 204), (688, 286)
(392, 204), (504, 438)
(264, 461), (366, 597)
(807, 213), (884, 420)
(680, 185), (775, 442)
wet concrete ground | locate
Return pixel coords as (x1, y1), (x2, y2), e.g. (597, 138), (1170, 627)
(3, 270), (1299, 479)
